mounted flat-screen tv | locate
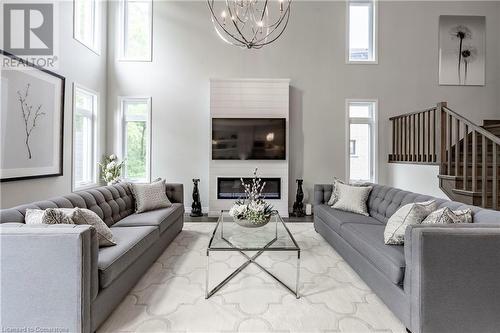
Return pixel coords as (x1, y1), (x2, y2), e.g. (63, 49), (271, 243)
(212, 118), (286, 160)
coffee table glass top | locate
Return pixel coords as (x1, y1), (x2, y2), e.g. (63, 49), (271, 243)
(208, 211), (300, 251)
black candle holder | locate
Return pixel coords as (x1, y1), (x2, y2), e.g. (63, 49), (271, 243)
(190, 178), (203, 217)
(292, 179), (305, 217)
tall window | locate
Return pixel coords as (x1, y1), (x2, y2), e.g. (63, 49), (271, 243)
(121, 98), (151, 182)
(347, 0), (377, 63)
(73, 85), (98, 190)
(347, 100), (377, 182)
(120, 0), (153, 61)
(74, 0), (100, 53)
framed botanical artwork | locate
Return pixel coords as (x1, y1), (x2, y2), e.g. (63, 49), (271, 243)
(0, 50), (65, 181)
(438, 15), (486, 86)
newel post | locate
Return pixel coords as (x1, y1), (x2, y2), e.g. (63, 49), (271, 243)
(436, 102), (447, 173)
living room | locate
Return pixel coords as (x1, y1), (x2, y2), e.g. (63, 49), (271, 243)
(1, 0), (499, 332)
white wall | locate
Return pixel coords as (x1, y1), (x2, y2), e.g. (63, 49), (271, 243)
(387, 164), (448, 199)
(0, 1), (108, 208)
(2, 1), (498, 209)
(107, 1), (499, 207)
(208, 79), (290, 216)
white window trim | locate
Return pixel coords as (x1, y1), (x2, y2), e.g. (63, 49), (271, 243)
(118, 96), (152, 182)
(72, 83), (99, 191)
(118, 0), (154, 62)
(345, 99), (378, 183)
(73, 0), (101, 55)
(346, 0), (378, 64)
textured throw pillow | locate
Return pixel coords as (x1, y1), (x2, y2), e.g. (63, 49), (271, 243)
(25, 208), (75, 225)
(422, 207), (473, 224)
(25, 209), (46, 224)
(332, 182), (373, 216)
(72, 208), (116, 247)
(131, 179), (172, 213)
(327, 178), (371, 206)
(327, 178), (344, 206)
(384, 200), (437, 245)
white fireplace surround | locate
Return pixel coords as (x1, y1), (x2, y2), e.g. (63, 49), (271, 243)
(209, 79), (290, 217)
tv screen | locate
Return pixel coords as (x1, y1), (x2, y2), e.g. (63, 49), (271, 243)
(212, 118), (286, 160)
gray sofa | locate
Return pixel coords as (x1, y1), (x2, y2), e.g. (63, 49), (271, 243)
(0, 182), (184, 332)
(314, 183), (500, 333)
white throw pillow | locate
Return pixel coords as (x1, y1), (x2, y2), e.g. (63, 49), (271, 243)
(384, 200), (437, 245)
(25, 208), (75, 225)
(25, 209), (45, 224)
(327, 178), (371, 206)
(130, 179), (172, 213)
(422, 207), (473, 224)
(332, 182), (373, 216)
(25, 208), (115, 247)
(72, 208), (116, 247)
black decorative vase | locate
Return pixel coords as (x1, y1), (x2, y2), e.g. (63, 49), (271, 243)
(292, 179), (305, 217)
(190, 178), (203, 217)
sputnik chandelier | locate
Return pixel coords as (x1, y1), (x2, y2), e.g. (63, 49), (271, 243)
(207, 0), (292, 49)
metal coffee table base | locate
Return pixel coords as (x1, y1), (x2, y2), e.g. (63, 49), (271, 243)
(205, 237), (301, 299)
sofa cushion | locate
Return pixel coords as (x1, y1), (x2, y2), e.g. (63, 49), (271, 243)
(98, 226), (159, 288)
(112, 204), (184, 234)
(367, 184), (445, 224)
(340, 223), (406, 285)
(315, 204), (382, 234)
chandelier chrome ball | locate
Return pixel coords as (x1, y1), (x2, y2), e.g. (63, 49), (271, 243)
(207, 0), (292, 49)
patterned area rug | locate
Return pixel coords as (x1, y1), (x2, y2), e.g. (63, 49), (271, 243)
(98, 223), (406, 333)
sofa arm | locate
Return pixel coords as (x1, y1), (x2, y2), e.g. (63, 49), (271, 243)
(166, 183), (184, 204)
(314, 184), (333, 205)
(0, 224), (99, 333)
(404, 224), (500, 333)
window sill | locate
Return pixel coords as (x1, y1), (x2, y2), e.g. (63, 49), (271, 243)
(73, 183), (100, 192)
(117, 58), (153, 63)
(346, 60), (378, 65)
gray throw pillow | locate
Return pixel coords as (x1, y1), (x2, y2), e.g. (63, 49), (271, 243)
(72, 208), (116, 247)
(130, 179), (172, 213)
(332, 182), (373, 216)
(422, 207), (473, 224)
(384, 200), (437, 245)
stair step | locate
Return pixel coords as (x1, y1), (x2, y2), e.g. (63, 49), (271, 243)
(451, 189), (495, 197)
(483, 120), (500, 127)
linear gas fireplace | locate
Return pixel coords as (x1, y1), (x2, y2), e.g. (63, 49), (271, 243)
(217, 177), (281, 200)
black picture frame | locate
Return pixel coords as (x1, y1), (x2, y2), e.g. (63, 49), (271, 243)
(0, 49), (65, 182)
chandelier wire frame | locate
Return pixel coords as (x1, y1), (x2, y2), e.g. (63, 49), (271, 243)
(207, 0), (292, 49)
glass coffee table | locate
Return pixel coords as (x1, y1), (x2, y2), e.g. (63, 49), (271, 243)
(205, 211), (301, 299)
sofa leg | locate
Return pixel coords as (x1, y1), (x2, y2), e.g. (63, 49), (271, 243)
(406, 329), (412, 333)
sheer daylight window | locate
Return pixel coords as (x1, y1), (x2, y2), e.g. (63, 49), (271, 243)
(74, 0), (100, 53)
(347, 0), (377, 63)
(121, 98), (151, 182)
(120, 0), (153, 61)
(347, 100), (377, 182)
(73, 85), (98, 190)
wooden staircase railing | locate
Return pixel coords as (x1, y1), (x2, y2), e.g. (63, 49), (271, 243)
(389, 102), (500, 210)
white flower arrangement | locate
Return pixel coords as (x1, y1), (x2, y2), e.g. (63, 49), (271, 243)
(229, 168), (274, 226)
(99, 154), (125, 185)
